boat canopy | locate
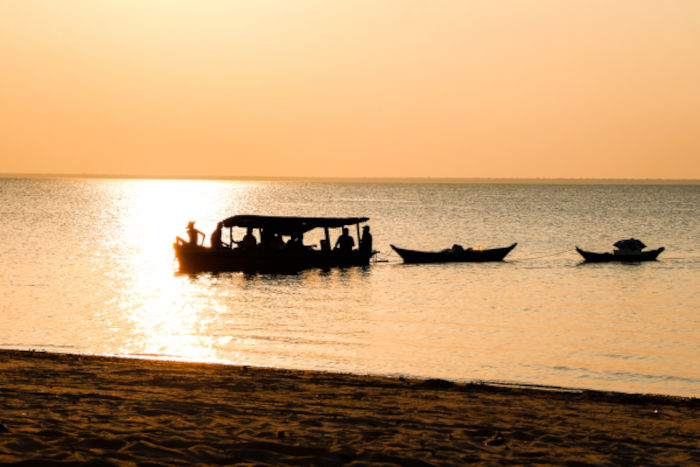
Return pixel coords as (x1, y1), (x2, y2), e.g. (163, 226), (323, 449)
(614, 238), (646, 250)
(221, 215), (369, 235)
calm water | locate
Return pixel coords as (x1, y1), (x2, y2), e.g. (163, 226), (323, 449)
(1, 177), (698, 397)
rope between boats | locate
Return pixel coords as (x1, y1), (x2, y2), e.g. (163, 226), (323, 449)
(657, 256), (700, 261)
(509, 249), (573, 262)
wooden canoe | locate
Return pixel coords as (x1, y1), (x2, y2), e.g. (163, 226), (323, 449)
(391, 243), (517, 264)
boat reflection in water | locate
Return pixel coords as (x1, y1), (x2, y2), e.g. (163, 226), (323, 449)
(174, 215), (375, 273)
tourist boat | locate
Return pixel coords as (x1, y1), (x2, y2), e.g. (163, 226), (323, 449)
(576, 238), (664, 263)
(390, 243), (517, 264)
(174, 215), (374, 273)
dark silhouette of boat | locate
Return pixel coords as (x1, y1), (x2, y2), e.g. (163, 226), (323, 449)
(391, 243), (517, 264)
(576, 238), (664, 263)
(174, 215), (375, 273)
(575, 246), (664, 263)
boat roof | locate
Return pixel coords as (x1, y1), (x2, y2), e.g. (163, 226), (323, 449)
(222, 215), (369, 235)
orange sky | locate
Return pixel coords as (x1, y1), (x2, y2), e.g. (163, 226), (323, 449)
(1, 1), (699, 179)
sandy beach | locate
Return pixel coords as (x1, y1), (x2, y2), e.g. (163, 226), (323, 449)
(0, 349), (697, 466)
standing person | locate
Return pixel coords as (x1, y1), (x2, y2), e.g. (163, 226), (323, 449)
(210, 222), (224, 249)
(360, 225), (372, 254)
(334, 227), (355, 252)
(177, 221), (205, 246)
(187, 221), (205, 246)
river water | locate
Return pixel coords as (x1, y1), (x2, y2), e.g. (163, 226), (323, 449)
(1, 177), (698, 396)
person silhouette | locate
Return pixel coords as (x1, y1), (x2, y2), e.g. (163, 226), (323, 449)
(286, 234), (305, 249)
(334, 227), (355, 252)
(177, 221), (205, 246)
(210, 222), (224, 249)
(239, 227), (257, 248)
(360, 225), (372, 254)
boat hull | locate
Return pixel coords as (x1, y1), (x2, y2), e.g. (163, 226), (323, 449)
(575, 247), (664, 263)
(391, 243), (517, 264)
(174, 243), (373, 273)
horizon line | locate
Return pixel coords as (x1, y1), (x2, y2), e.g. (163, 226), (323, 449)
(1, 172), (698, 185)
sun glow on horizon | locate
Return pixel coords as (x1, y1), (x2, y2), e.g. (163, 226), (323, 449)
(1, 1), (699, 180)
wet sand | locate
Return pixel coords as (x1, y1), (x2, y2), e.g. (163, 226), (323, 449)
(0, 349), (698, 465)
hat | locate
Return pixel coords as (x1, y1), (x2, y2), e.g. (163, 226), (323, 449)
(187, 221), (195, 227)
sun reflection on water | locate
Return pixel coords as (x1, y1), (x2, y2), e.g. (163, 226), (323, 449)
(106, 179), (255, 362)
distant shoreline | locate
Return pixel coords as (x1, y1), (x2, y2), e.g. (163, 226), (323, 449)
(1, 173), (698, 185)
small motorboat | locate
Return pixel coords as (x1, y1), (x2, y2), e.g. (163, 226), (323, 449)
(576, 238), (664, 263)
(391, 243), (517, 264)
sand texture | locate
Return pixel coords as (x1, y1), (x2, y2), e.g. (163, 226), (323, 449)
(0, 349), (698, 466)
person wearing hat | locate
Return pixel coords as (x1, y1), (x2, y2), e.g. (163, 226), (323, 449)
(176, 221), (205, 246)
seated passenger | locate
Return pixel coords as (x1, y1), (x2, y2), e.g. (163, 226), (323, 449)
(239, 227), (257, 248)
(286, 234), (304, 249)
(261, 229), (283, 249)
(334, 227), (355, 252)
(272, 233), (284, 248)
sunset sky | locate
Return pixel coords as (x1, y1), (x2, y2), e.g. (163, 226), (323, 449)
(1, 1), (699, 180)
